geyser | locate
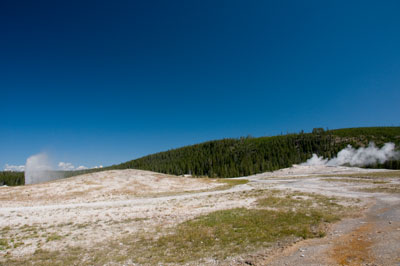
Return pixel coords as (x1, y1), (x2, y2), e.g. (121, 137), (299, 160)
(24, 153), (60, 185)
(302, 142), (399, 167)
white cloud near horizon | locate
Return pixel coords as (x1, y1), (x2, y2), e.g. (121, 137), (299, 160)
(58, 162), (75, 171)
(4, 162), (102, 171)
(58, 162), (101, 171)
(4, 164), (25, 172)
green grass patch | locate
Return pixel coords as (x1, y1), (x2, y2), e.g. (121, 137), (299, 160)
(46, 233), (63, 242)
(359, 184), (400, 194)
(256, 193), (346, 222)
(141, 208), (327, 263)
(322, 171), (400, 179)
(26, 247), (84, 266)
(216, 178), (249, 188)
(13, 242), (24, 249)
(1, 226), (11, 232)
(322, 178), (388, 184)
(0, 238), (10, 250)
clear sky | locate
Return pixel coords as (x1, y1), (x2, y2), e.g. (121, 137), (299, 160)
(1, 0), (400, 170)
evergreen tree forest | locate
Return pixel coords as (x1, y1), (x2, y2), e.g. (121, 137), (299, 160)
(112, 127), (400, 177)
(0, 171), (24, 186)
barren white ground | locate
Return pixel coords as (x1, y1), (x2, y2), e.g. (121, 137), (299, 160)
(1, 166), (399, 265)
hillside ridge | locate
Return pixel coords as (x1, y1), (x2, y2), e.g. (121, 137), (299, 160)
(110, 127), (400, 178)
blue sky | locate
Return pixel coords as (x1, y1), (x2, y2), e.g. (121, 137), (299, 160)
(1, 0), (400, 170)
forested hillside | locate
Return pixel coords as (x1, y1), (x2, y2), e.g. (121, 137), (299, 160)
(0, 171), (24, 186)
(112, 127), (400, 177)
(2, 127), (400, 185)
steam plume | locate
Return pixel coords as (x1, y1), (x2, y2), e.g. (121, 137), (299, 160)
(302, 142), (399, 167)
(24, 153), (61, 184)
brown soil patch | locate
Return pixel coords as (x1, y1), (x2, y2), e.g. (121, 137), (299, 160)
(330, 223), (375, 265)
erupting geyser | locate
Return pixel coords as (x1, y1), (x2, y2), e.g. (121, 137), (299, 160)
(24, 153), (56, 185)
(302, 142), (400, 167)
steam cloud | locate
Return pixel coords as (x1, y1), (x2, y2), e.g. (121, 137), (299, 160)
(23, 152), (102, 184)
(24, 153), (60, 185)
(302, 142), (400, 167)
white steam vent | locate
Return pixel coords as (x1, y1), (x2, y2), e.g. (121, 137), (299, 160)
(302, 142), (400, 167)
(24, 153), (59, 185)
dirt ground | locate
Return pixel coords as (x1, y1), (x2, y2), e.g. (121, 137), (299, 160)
(0, 166), (399, 265)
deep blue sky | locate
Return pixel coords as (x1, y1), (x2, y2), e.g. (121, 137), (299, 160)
(1, 0), (400, 169)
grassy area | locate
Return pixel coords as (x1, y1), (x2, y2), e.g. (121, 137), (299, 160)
(322, 171), (400, 179)
(5, 190), (357, 266)
(46, 233), (63, 242)
(137, 208), (324, 263)
(322, 178), (388, 184)
(359, 184), (400, 194)
(125, 191), (356, 265)
(0, 239), (10, 251)
(216, 178), (249, 188)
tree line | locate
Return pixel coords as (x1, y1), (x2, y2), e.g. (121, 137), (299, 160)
(112, 127), (400, 177)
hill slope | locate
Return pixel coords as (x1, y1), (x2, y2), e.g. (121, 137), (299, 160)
(111, 127), (400, 178)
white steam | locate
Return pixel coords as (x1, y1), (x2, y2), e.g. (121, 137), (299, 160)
(302, 154), (328, 166)
(24, 153), (62, 185)
(302, 142), (399, 167)
(24, 152), (102, 184)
